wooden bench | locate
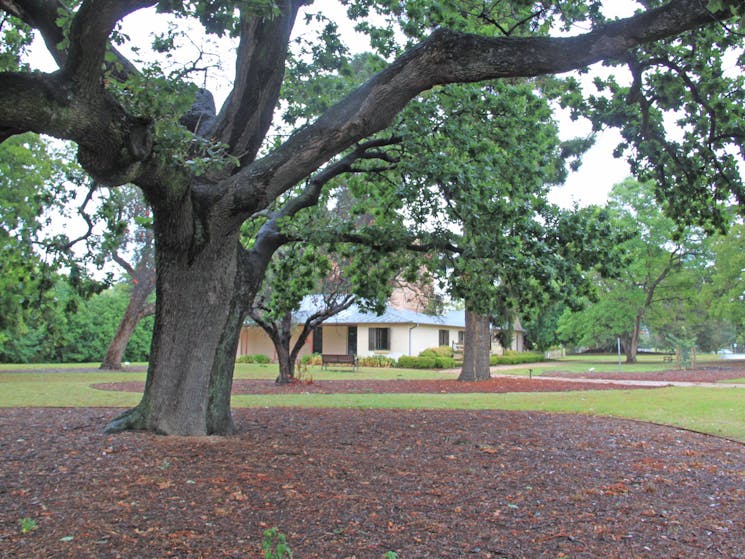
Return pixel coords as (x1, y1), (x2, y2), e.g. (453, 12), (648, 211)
(321, 354), (358, 370)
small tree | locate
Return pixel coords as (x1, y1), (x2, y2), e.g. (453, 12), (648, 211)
(557, 179), (704, 362)
(97, 187), (156, 369)
(248, 240), (399, 383)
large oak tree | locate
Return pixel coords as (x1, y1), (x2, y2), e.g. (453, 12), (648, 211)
(0, 0), (741, 435)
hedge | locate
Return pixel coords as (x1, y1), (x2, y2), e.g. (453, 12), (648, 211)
(489, 352), (545, 366)
(396, 355), (456, 369)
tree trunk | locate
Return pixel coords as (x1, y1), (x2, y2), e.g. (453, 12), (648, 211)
(275, 312), (295, 384)
(626, 324), (641, 364)
(100, 276), (155, 370)
(458, 310), (492, 381)
(105, 228), (246, 436)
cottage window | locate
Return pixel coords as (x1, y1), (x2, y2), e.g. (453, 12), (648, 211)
(438, 329), (449, 347)
(368, 327), (391, 351)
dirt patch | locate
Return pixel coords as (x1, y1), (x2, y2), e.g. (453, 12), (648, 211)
(2, 407), (745, 558)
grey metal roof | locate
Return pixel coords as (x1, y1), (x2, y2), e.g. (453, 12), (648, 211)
(294, 295), (465, 328)
(325, 304), (465, 328)
(249, 295), (523, 331)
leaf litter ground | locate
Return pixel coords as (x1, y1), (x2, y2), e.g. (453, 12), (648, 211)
(2, 369), (745, 558)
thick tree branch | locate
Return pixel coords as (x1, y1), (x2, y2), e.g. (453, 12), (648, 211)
(112, 251), (137, 278)
(247, 137), (400, 265)
(228, 0), (733, 215)
(1, 0), (149, 79)
(211, 0), (302, 164)
(64, 0), (154, 91)
(1, 0), (65, 65)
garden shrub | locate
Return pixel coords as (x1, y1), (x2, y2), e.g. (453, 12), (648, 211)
(300, 353), (322, 366)
(236, 353), (270, 364)
(357, 355), (395, 368)
(489, 351), (544, 366)
(396, 355), (447, 369)
(433, 356), (456, 368)
(419, 346), (454, 358)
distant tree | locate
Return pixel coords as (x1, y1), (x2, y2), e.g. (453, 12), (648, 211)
(558, 179), (704, 362)
(96, 187), (156, 370)
(65, 283), (154, 363)
(372, 80), (619, 381)
(0, 133), (77, 362)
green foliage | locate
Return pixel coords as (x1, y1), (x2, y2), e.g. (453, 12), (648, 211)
(522, 303), (567, 351)
(262, 527), (293, 559)
(300, 353), (322, 366)
(489, 352), (545, 366)
(157, 1), (280, 37)
(19, 517), (38, 534)
(557, 179), (706, 357)
(583, 16), (745, 233)
(1, 281), (153, 364)
(357, 355), (395, 368)
(419, 346), (454, 358)
(236, 354), (271, 364)
(702, 223), (745, 345)
(0, 16), (33, 71)
(396, 355), (454, 369)
(108, 70), (237, 178)
(397, 356), (435, 369)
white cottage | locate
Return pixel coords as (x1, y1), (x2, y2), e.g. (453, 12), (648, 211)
(236, 296), (525, 362)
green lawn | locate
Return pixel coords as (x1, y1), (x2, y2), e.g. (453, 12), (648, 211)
(1, 359), (744, 442)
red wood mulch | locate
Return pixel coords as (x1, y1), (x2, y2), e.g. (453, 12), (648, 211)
(545, 367), (745, 383)
(2, 407), (745, 558)
(3, 368), (745, 558)
(92, 375), (659, 395)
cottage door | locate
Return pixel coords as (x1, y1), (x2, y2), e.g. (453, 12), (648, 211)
(347, 327), (357, 355)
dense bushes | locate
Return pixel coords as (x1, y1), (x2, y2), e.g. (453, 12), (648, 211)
(357, 355), (395, 368)
(1, 281), (153, 363)
(236, 354), (270, 364)
(489, 351), (545, 365)
(418, 346), (454, 358)
(300, 353), (322, 366)
(396, 355), (456, 369)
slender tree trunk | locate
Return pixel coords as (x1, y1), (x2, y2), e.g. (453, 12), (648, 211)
(458, 310), (492, 381)
(626, 315), (642, 364)
(275, 312), (295, 384)
(100, 278), (155, 370)
(105, 225), (247, 435)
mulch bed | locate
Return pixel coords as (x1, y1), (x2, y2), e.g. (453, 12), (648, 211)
(92, 376), (659, 395)
(4, 368), (745, 558)
(545, 367), (745, 383)
(2, 407), (745, 558)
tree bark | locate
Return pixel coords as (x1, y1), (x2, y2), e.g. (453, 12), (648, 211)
(458, 310), (492, 381)
(105, 214), (247, 435)
(626, 313), (643, 364)
(274, 312), (295, 384)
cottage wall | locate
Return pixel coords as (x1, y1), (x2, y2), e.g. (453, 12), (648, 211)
(236, 326), (314, 362)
